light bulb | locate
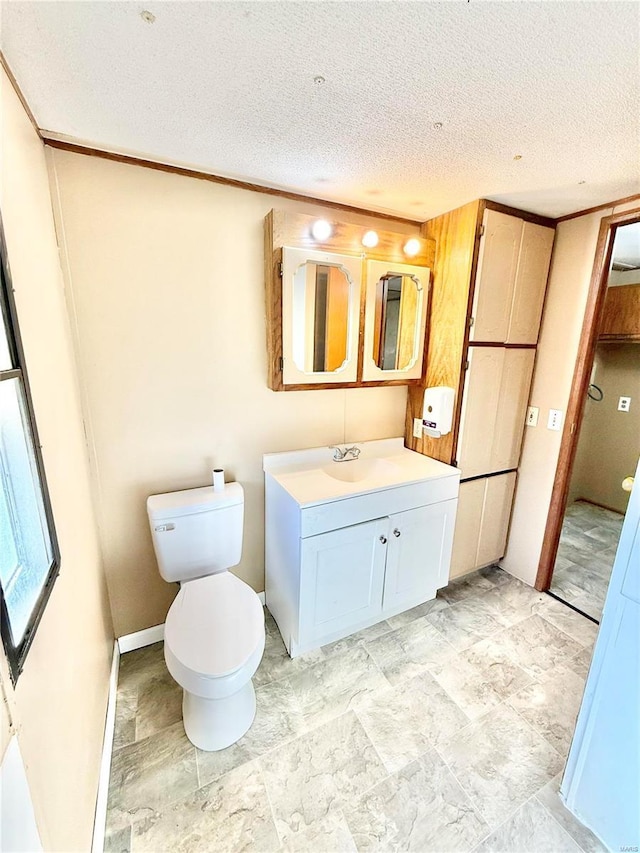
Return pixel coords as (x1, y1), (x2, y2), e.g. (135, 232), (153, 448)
(403, 238), (421, 257)
(362, 230), (379, 248)
(311, 219), (332, 241)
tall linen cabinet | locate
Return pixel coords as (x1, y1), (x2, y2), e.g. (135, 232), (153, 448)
(406, 201), (555, 579)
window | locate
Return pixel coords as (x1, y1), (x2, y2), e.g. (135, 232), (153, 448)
(0, 227), (59, 683)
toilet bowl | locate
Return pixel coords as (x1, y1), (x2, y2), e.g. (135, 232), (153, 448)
(164, 572), (265, 751)
(147, 482), (265, 751)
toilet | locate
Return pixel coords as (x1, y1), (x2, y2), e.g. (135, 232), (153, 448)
(147, 482), (265, 751)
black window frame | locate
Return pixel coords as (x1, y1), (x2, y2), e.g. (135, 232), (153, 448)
(0, 219), (60, 684)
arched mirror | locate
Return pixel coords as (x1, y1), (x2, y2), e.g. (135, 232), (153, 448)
(363, 261), (429, 381)
(281, 247), (362, 385)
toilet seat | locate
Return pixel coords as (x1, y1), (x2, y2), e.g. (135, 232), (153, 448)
(164, 572), (265, 700)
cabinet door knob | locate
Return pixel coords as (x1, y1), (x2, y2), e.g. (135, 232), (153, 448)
(379, 535), (387, 544)
(393, 528), (401, 537)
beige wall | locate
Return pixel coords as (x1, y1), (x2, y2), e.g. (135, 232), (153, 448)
(569, 343), (640, 513)
(47, 149), (416, 637)
(0, 68), (114, 850)
(502, 201), (640, 586)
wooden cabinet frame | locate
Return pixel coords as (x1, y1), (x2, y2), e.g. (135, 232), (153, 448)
(265, 209), (435, 391)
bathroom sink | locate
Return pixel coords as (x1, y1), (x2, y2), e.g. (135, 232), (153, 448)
(322, 458), (397, 483)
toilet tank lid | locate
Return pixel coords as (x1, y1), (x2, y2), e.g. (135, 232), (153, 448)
(147, 482), (243, 521)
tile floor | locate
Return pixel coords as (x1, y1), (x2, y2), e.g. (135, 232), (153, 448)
(550, 499), (623, 621)
(105, 567), (606, 853)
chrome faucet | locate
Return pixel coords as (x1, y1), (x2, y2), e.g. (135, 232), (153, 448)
(329, 445), (361, 462)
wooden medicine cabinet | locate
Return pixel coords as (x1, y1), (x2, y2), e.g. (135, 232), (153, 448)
(265, 209), (434, 391)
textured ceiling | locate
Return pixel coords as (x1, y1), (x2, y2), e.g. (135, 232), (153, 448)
(1, 1), (639, 220)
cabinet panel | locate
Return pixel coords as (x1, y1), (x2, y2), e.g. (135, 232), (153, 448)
(477, 472), (517, 566)
(507, 223), (554, 344)
(599, 284), (640, 341)
(470, 210), (522, 343)
(457, 347), (505, 478)
(383, 500), (457, 610)
(450, 479), (485, 579)
(491, 349), (536, 472)
(299, 518), (387, 643)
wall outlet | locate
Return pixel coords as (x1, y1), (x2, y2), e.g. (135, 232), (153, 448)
(526, 406), (539, 427)
(413, 417), (423, 439)
(618, 396), (631, 412)
(547, 409), (563, 431)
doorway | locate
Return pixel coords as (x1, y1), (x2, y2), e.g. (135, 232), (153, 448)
(538, 213), (640, 621)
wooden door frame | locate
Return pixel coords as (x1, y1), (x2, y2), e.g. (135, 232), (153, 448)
(535, 207), (640, 591)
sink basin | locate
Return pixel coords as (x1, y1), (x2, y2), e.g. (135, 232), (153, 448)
(322, 458), (397, 483)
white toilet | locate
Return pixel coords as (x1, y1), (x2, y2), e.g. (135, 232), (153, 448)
(147, 482), (265, 751)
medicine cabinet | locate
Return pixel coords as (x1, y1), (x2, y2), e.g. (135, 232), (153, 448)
(265, 209), (435, 391)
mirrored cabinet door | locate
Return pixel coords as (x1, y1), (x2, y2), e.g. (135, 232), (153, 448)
(362, 260), (430, 382)
(281, 247), (362, 385)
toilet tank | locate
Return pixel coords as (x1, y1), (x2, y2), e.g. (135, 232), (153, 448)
(147, 483), (244, 583)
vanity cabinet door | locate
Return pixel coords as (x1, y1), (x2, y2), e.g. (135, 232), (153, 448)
(506, 222), (554, 344)
(470, 210), (522, 343)
(382, 500), (457, 613)
(299, 517), (388, 644)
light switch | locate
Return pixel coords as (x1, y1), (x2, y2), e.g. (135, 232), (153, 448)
(547, 409), (563, 431)
(618, 396), (631, 412)
(413, 418), (423, 438)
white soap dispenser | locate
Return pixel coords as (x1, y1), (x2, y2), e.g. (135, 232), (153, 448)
(422, 387), (455, 438)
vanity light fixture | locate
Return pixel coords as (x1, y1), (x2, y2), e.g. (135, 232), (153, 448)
(311, 219), (332, 242)
(362, 230), (379, 249)
(403, 238), (421, 258)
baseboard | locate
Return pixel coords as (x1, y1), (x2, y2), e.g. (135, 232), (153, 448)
(117, 624), (164, 654)
(91, 641), (119, 853)
(258, 591), (265, 605)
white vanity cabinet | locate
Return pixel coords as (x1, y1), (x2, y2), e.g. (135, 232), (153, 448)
(264, 439), (459, 657)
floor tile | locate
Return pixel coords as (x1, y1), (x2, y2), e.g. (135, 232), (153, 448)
(474, 797), (581, 852)
(533, 596), (599, 648)
(488, 615), (583, 678)
(287, 645), (389, 729)
(430, 637), (531, 720)
(477, 565), (514, 588)
(130, 760), (280, 852)
(507, 663), (586, 756)
(426, 597), (507, 650)
(344, 749), (488, 852)
(113, 685), (137, 751)
(260, 711), (386, 842)
(535, 774), (608, 853)
(283, 814), (357, 852)
(438, 572), (495, 604)
(437, 703), (564, 829)
(364, 617), (456, 685)
(104, 825), (131, 853)
(107, 721), (198, 834)
(385, 596), (449, 629)
(119, 642), (166, 693)
(135, 668), (182, 741)
(320, 620), (392, 660)
(473, 580), (546, 627)
(356, 670), (469, 772)
(565, 645), (594, 679)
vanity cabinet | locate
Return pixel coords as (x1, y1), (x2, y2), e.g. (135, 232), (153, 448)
(470, 212), (555, 345)
(263, 440), (459, 657)
(406, 199), (555, 581)
(456, 347), (535, 478)
(450, 472), (516, 579)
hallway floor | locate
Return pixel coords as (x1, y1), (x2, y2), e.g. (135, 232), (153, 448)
(550, 500), (623, 621)
(105, 568), (604, 853)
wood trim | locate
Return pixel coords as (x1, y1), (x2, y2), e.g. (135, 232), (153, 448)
(535, 206), (640, 591)
(44, 138), (422, 226)
(0, 51), (40, 136)
(483, 199), (556, 229)
(405, 200), (482, 463)
(468, 342), (537, 350)
(265, 209), (434, 391)
(555, 194), (640, 224)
